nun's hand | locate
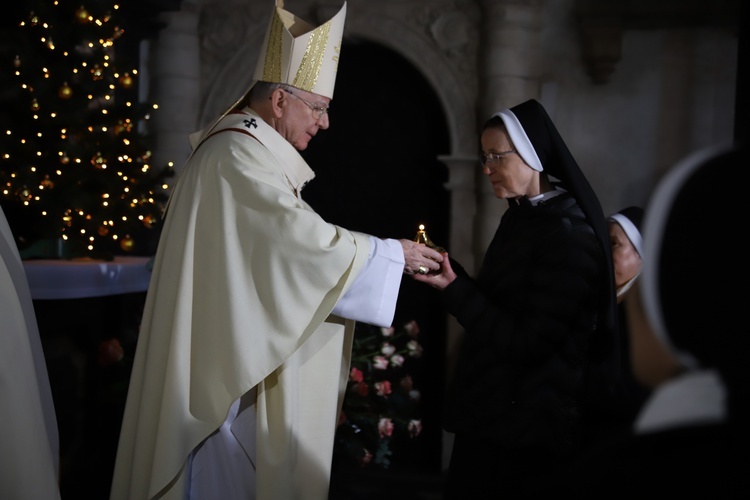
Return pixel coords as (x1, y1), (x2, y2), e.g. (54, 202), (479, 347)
(411, 252), (456, 290)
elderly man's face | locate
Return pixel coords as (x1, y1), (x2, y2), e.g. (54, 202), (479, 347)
(277, 88), (330, 151)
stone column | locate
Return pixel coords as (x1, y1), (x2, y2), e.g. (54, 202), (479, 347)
(439, 155), (480, 275)
(437, 153), (479, 471)
(475, 0), (544, 252)
(439, 153), (480, 374)
(148, 0), (202, 175)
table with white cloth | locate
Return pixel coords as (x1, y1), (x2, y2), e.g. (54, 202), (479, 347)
(23, 255), (153, 299)
(23, 255), (152, 499)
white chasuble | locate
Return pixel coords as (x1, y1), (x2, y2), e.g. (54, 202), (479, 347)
(1, 208), (61, 500)
(110, 108), (402, 500)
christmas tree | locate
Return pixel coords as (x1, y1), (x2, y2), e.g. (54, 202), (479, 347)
(0, 0), (173, 259)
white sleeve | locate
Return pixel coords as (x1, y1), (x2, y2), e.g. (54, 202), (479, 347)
(331, 237), (404, 327)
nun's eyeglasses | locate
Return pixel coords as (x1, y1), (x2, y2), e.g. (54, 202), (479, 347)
(480, 150), (517, 166)
(282, 89), (329, 120)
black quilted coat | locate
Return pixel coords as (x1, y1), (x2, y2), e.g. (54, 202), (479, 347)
(442, 191), (607, 458)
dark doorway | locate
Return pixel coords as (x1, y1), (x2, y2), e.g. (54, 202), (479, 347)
(300, 38), (450, 495)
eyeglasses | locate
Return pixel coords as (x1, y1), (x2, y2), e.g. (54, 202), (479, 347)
(480, 150), (517, 166)
(283, 89), (329, 120)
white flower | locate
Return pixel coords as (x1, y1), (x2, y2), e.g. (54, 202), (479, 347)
(408, 419), (422, 437)
(407, 340), (423, 358)
(390, 354), (405, 367)
(381, 343), (396, 356)
(380, 326), (395, 337)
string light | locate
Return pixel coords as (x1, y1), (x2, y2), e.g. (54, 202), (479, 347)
(1, 2), (174, 258)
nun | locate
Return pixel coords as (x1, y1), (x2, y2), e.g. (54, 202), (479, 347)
(413, 99), (615, 498)
(541, 143), (749, 498)
(583, 206), (651, 448)
(608, 206), (644, 302)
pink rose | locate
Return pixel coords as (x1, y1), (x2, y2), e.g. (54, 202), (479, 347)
(97, 338), (124, 367)
(374, 380), (392, 397)
(380, 326), (395, 337)
(349, 366), (364, 383)
(404, 320), (420, 338)
(373, 355), (389, 370)
(378, 417), (395, 438)
(355, 382), (369, 397)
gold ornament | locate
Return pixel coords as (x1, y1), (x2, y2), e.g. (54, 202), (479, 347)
(91, 152), (106, 168)
(91, 65), (104, 81)
(18, 188), (32, 202)
(58, 83), (72, 99)
(114, 120), (132, 135)
(414, 224), (446, 252)
(120, 235), (134, 252)
(119, 73), (133, 89)
(30, 98), (40, 111)
(75, 7), (89, 23)
(30, 15), (39, 26)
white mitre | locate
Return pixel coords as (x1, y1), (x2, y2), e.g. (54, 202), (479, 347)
(188, 0), (347, 151)
(254, 0), (346, 99)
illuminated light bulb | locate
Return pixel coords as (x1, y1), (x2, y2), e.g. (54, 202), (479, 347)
(119, 73), (133, 88)
(58, 83), (72, 99)
(120, 235), (135, 252)
(75, 7), (89, 23)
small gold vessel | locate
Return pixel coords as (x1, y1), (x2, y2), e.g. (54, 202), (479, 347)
(414, 224), (446, 253)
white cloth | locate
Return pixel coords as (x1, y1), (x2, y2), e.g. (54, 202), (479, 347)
(0, 207), (61, 500)
(332, 236), (404, 323)
(185, 236), (403, 499)
(634, 369), (727, 435)
(110, 108), (405, 500)
(22, 256), (152, 300)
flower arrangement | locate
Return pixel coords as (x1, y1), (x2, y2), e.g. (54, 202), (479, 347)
(334, 319), (424, 469)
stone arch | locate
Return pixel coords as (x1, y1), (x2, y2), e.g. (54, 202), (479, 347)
(342, 8), (480, 275)
(344, 17), (476, 158)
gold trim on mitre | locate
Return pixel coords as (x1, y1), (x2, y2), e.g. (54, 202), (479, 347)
(179, 1), (346, 166)
(253, 0), (347, 99)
